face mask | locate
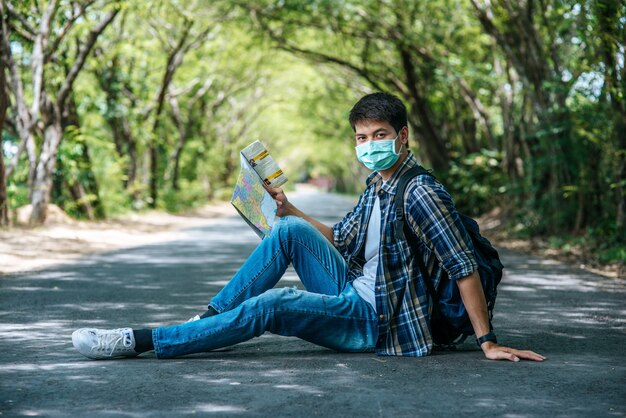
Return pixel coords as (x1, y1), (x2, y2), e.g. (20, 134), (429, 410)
(355, 136), (403, 171)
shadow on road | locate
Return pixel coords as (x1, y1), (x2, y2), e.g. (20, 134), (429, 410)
(1, 191), (624, 417)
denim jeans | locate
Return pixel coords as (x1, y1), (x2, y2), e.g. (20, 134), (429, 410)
(153, 216), (378, 358)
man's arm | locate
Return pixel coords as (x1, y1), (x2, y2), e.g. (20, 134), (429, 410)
(457, 271), (546, 362)
(265, 186), (334, 243)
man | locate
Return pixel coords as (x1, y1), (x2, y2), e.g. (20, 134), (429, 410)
(72, 93), (544, 362)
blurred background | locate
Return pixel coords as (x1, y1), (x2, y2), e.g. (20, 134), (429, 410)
(0, 0), (624, 267)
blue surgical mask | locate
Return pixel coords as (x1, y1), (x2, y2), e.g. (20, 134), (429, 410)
(355, 137), (403, 171)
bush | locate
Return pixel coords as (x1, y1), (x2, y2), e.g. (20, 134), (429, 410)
(160, 180), (208, 213)
(443, 149), (507, 217)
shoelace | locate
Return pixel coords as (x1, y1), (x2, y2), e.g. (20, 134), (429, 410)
(93, 329), (132, 357)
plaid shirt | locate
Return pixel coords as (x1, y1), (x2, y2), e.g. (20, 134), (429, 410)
(332, 152), (477, 356)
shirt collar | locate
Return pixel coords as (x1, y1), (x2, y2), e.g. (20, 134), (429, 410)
(365, 151), (419, 195)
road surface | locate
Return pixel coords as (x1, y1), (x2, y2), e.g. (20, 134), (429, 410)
(1, 190), (624, 417)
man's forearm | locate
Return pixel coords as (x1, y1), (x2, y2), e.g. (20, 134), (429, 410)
(456, 270), (491, 339)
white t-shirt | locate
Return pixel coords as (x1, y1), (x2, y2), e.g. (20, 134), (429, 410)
(351, 196), (380, 312)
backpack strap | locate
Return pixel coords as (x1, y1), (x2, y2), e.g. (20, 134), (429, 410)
(393, 166), (433, 233)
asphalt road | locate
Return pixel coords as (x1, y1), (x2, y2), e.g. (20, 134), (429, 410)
(1, 190), (625, 417)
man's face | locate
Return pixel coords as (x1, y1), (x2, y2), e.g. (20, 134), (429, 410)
(354, 120), (407, 153)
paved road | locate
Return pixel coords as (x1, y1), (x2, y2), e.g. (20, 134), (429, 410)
(1, 190), (625, 417)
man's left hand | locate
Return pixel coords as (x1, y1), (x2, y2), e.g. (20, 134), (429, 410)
(481, 341), (546, 362)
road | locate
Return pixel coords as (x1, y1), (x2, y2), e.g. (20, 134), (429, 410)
(1, 189), (625, 417)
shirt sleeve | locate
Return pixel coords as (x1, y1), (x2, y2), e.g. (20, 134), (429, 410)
(405, 178), (477, 281)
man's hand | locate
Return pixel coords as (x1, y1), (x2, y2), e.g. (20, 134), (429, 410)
(481, 341), (546, 362)
(263, 184), (335, 243)
(456, 272), (546, 362)
(264, 185), (294, 217)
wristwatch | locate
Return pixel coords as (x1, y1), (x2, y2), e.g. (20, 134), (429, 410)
(476, 331), (497, 347)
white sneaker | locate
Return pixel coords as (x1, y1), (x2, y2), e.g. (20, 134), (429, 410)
(186, 314), (200, 323)
(72, 328), (139, 360)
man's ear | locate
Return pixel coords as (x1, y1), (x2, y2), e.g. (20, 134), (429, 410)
(400, 126), (409, 144)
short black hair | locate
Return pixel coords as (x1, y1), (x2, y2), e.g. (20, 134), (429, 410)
(348, 92), (408, 133)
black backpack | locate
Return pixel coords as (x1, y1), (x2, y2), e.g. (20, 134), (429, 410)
(393, 165), (504, 346)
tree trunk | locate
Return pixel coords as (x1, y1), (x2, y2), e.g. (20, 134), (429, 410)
(95, 56), (138, 189)
(0, 2), (36, 184)
(115, 118), (138, 187)
(594, 0), (626, 233)
(457, 76), (496, 150)
(167, 92), (192, 191)
(27, 8), (119, 224)
(406, 103), (449, 171)
(0, 16), (9, 226)
(452, 92), (480, 155)
(397, 47), (450, 171)
(63, 95), (105, 219)
(68, 180), (96, 220)
(148, 25), (192, 208)
(0, 110), (8, 228)
(495, 56), (519, 179)
(29, 106), (62, 225)
(171, 135), (186, 191)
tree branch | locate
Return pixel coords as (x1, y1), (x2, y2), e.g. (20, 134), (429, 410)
(45, 0), (97, 63)
(168, 77), (201, 98)
(151, 22), (192, 132)
(1, 0), (34, 178)
(183, 26), (212, 53)
(6, 19), (35, 43)
(57, 8), (120, 109)
(30, 0), (59, 127)
(6, 2), (36, 39)
(279, 42), (386, 92)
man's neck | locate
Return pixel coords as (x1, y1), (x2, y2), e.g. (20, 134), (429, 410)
(379, 152), (409, 181)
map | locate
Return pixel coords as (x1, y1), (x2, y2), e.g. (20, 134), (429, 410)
(231, 153), (277, 238)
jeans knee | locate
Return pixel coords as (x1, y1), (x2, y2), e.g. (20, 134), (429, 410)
(273, 216), (313, 243)
(260, 287), (300, 308)
(249, 287), (301, 313)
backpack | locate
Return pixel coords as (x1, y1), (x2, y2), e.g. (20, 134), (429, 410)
(393, 165), (504, 347)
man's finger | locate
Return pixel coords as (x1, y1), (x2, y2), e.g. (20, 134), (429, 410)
(493, 347), (545, 362)
(496, 350), (519, 362)
(513, 349), (546, 362)
(262, 183), (278, 194)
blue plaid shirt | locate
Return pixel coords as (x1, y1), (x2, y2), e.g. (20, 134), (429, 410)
(332, 152), (477, 356)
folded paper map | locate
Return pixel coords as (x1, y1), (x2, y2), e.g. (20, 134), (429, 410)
(231, 140), (288, 238)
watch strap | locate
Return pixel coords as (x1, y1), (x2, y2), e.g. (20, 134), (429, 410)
(476, 331), (497, 347)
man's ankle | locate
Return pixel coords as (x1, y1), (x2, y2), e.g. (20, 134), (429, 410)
(133, 329), (154, 353)
(200, 306), (219, 319)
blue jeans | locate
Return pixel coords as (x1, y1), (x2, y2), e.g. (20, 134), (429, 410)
(153, 216), (378, 358)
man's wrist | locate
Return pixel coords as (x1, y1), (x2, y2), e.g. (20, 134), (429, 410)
(292, 207), (308, 220)
(476, 331), (497, 347)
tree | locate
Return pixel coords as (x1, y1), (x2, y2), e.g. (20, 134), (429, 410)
(470, 0), (576, 228)
(3, 0), (119, 224)
(593, 0), (626, 235)
(0, 0), (9, 226)
(469, 0), (624, 235)
(94, 48), (140, 194)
